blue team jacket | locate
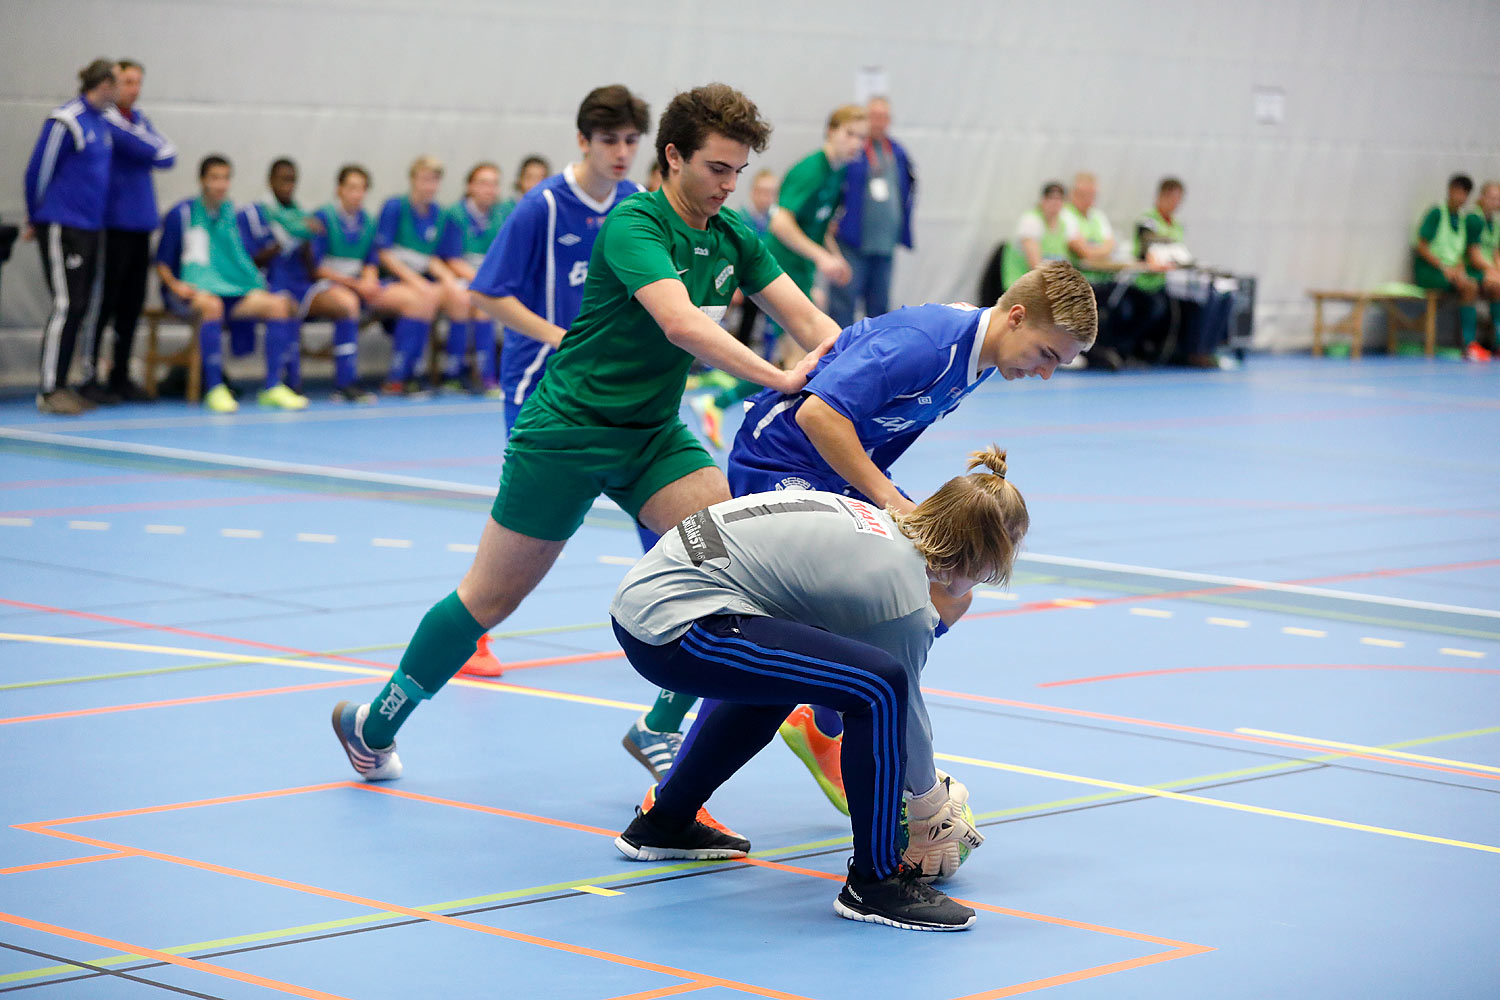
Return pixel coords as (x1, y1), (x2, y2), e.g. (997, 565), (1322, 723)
(24, 97), (113, 231)
(102, 106), (176, 232)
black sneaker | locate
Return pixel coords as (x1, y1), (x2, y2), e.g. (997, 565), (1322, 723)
(614, 806), (750, 861)
(78, 381), (121, 405)
(834, 861), (976, 931)
(109, 379), (154, 403)
(331, 384), (377, 404)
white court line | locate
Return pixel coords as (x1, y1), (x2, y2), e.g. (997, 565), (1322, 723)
(1440, 647), (1485, 659)
(1282, 626), (1326, 637)
(297, 533), (337, 544)
(221, 528), (262, 539)
(67, 520), (109, 531)
(1208, 617), (1249, 628)
(372, 538), (413, 548)
(1130, 607), (1172, 618)
(973, 590), (1019, 601)
(1235, 728), (1500, 775)
(1360, 637), (1405, 648)
(145, 524), (186, 535)
(446, 543), (478, 553)
(1018, 552), (1500, 620)
(0, 517), (34, 527)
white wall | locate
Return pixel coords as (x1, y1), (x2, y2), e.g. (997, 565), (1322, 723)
(3, 0), (1499, 348)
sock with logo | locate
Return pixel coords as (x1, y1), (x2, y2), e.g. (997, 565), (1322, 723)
(444, 321), (470, 380)
(473, 320), (497, 383)
(390, 317), (429, 381)
(643, 688), (696, 734)
(332, 319), (359, 386)
(362, 591), (486, 748)
(198, 319), (225, 389)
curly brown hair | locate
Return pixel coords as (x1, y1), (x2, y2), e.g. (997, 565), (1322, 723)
(655, 83), (772, 175)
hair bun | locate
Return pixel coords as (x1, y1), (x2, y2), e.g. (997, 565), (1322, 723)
(966, 445), (1008, 479)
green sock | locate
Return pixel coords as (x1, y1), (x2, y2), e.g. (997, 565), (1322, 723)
(1460, 304), (1477, 346)
(364, 591), (486, 748)
(713, 378), (761, 410)
(643, 688), (697, 733)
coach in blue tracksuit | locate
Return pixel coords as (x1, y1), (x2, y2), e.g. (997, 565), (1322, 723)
(22, 59), (116, 415)
(86, 59), (175, 403)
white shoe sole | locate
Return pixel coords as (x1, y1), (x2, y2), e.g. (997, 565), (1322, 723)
(613, 836), (746, 862)
(833, 897), (976, 931)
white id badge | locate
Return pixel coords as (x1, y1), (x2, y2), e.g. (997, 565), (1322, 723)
(868, 177), (890, 202)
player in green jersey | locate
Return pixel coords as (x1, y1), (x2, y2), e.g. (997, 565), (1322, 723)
(332, 83), (843, 780)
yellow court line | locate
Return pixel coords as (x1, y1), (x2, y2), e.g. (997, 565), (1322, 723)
(0, 632), (650, 713)
(934, 752), (1500, 856)
(1235, 728), (1500, 775)
(574, 885), (624, 897)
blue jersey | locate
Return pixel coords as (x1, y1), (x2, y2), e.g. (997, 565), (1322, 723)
(310, 205), (379, 278)
(375, 196), (443, 275)
(470, 165), (644, 411)
(24, 98), (113, 231)
(237, 201), (314, 296)
(101, 106), (175, 232)
(729, 303), (997, 499)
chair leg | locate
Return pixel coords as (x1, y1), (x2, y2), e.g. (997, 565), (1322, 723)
(1424, 291), (1438, 357)
(1312, 297), (1325, 356)
(1350, 299), (1367, 360)
(187, 318), (202, 403)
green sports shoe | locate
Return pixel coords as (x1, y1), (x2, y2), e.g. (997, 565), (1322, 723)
(257, 384), (309, 410)
(203, 383), (239, 413)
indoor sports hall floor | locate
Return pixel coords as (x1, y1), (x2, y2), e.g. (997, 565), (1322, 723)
(2, 354), (1496, 1000)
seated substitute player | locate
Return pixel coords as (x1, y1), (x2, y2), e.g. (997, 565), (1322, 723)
(239, 157), (361, 405)
(460, 84), (651, 677)
(611, 447), (1027, 931)
(632, 260), (1098, 802)
(311, 165), (434, 402)
(436, 161), (510, 394)
(155, 154), (301, 413)
(330, 83), (843, 783)
(375, 155), (467, 393)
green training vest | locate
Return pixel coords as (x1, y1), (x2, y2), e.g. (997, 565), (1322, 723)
(318, 204), (376, 279)
(1413, 204), (1465, 268)
(1000, 208), (1070, 289)
(179, 198), (265, 297)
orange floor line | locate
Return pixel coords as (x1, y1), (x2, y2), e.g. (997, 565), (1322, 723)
(952, 944), (1216, 1000)
(0, 909), (354, 1000)
(16, 782), (354, 830)
(0, 852), (129, 875)
(599, 983), (713, 1000)
(922, 687), (1500, 783)
(25, 823), (815, 1000)
(0, 676), (377, 726)
(351, 783), (622, 837)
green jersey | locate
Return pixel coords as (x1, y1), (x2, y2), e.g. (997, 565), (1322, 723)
(1413, 204), (1468, 286)
(527, 189), (783, 429)
(767, 149), (846, 292)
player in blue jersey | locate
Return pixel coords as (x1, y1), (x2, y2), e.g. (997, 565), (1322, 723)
(375, 155), (467, 394)
(458, 84), (652, 677)
(630, 259), (1099, 801)
(437, 162), (509, 395)
(470, 85), (651, 430)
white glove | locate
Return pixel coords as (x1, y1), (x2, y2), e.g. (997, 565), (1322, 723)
(902, 772), (983, 879)
(935, 768), (969, 809)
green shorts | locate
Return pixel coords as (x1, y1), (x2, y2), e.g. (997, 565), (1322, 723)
(492, 404), (715, 541)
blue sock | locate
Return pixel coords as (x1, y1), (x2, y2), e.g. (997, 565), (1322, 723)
(445, 321), (469, 380)
(263, 319), (297, 389)
(811, 705), (844, 738)
(635, 522), (661, 553)
(284, 327), (302, 389)
(332, 319), (359, 386)
(391, 317), (428, 381)
(474, 320), (497, 383)
(199, 319), (224, 388)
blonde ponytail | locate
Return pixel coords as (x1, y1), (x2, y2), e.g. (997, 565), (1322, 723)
(890, 446), (1029, 586)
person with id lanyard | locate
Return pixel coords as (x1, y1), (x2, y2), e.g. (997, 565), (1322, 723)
(829, 96), (917, 330)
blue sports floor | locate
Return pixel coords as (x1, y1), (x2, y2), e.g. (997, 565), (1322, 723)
(2, 355), (1497, 999)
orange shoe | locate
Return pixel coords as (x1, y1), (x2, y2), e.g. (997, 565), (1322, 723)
(457, 634), (504, 677)
(1464, 342), (1492, 363)
(778, 705), (848, 815)
(641, 783), (744, 839)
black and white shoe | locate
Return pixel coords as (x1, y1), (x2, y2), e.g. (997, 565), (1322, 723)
(614, 806), (750, 861)
(834, 861), (976, 931)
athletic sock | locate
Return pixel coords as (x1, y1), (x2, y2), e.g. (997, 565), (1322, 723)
(199, 319), (224, 388)
(1460, 305), (1477, 347)
(263, 318), (297, 389)
(811, 705), (845, 739)
(474, 320), (497, 382)
(444, 321), (469, 380)
(362, 591), (486, 747)
(643, 688), (696, 734)
(332, 319), (359, 386)
(391, 316), (428, 381)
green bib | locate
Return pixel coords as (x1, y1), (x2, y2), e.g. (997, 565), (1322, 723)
(179, 198), (265, 297)
(1472, 211), (1498, 265)
(1000, 208), (1070, 289)
(390, 197), (441, 273)
(1133, 207), (1185, 293)
(318, 204), (376, 278)
(1414, 204), (1465, 267)
(260, 197), (315, 245)
(445, 199), (509, 266)
(1061, 202), (1110, 282)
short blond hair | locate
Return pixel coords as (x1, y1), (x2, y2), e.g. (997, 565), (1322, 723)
(998, 259), (1098, 347)
(890, 446), (1029, 587)
(408, 154), (444, 179)
(826, 104), (868, 132)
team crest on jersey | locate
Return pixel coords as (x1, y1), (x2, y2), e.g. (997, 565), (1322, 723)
(558, 233), (582, 246)
(714, 262), (735, 292)
(775, 477), (813, 491)
(840, 498), (892, 538)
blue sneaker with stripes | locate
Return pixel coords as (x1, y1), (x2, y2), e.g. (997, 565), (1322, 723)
(621, 714), (683, 781)
(331, 701), (403, 781)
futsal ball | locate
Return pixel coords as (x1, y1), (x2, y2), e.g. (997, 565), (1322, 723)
(898, 799), (978, 871)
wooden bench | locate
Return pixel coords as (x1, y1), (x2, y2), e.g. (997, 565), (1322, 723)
(1309, 289), (1442, 359)
(141, 306), (202, 402)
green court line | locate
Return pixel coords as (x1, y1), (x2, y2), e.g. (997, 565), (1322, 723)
(0, 621), (611, 691)
(8, 722), (1494, 985)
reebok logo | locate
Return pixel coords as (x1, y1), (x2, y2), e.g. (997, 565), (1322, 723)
(846, 887), (863, 903)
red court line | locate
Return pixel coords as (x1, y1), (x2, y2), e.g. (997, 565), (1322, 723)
(0, 677), (376, 726)
(921, 687), (1500, 783)
(0, 473), (186, 491)
(18, 783), (1210, 1000)
(1041, 663), (1500, 688)
(0, 852), (129, 875)
(0, 598), (398, 670)
(0, 910), (353, 999)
